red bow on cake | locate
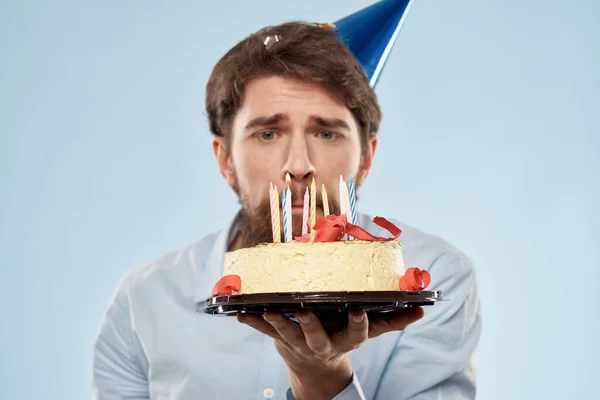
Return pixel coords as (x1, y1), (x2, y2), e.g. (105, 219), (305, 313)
(295, 214), (401, 242)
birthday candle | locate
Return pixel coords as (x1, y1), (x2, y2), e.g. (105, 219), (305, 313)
(321, 183), (329, 217)
(339, 175), (351, 239)
(302, 187), (309, 235)
(310, 178), (316, 241)
(339, 176), (348, 218)
(338, 176), (344, 217)
(269, 183), (276, 242)
(285, 173), (292, 242)
(282, 191), (289, 242)
(349, 175), (357, 236)
(273, 184), (281, 242)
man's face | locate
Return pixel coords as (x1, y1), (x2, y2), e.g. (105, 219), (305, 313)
(213, 75), (377, 247)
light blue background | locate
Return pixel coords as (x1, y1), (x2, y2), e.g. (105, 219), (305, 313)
(1, 0), (598, 399)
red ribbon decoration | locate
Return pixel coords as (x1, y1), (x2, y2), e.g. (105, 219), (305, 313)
(399, 267), (431, 291)
(212, 274), (241, 296)
(295, 214), (401, 242)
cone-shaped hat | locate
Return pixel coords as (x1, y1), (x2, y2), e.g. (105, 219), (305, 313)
(326, 0), (415, 87)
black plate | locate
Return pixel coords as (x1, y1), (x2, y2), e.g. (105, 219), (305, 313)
(197, 290), (443, 333)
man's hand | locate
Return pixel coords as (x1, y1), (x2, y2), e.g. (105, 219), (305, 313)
(238, 308), (424, 400)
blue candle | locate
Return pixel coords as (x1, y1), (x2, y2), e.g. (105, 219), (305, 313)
(349, 175), (357, 234)
(282, 191), (289, 242)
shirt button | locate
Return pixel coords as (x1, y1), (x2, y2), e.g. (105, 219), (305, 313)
(263, 388), (275, 398)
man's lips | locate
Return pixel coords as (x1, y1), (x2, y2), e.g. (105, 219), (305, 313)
(281, 203), (315, 211)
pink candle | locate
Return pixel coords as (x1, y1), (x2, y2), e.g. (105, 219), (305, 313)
(302, 187), (309, 235)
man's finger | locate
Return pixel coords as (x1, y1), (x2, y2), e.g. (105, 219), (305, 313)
(338, 310), (368, 351)
(263, 312), (306, 348)
(390, 307), (424, 330)
(238, 314), (282, 341)
(296, 311), (331, 353)
(368, 307), (424, 338)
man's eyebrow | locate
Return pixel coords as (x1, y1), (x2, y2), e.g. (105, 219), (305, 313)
(310, 115), (350, 130)
(244, 113), (289, 130)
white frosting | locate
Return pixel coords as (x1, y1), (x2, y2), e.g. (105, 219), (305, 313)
(223, 240), (405, 294)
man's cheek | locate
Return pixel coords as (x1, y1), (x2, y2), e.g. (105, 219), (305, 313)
(240, 152), (268, 171)
(315, 156), (354, 174)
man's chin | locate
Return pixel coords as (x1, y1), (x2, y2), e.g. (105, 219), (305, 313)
(290, 225), (304, 240)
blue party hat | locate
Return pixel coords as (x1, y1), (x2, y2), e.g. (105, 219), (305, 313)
(316, 0), (415, 88)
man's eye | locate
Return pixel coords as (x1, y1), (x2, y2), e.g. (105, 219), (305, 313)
(318, 131), (339, 140)
(257, 131), (277, 141)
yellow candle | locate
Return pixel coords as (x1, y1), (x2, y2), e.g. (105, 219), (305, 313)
(321, 184), (329, 217)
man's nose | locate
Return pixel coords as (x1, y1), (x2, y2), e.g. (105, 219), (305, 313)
(281, 135), (315, 182)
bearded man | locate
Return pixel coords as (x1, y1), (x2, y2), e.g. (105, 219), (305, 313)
(93, 10), (481, 400)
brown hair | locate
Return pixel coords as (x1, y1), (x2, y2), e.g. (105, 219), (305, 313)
(205, 21), (382, 151)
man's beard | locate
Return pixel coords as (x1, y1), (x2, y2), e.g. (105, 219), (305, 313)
(235, 183), (343, 248)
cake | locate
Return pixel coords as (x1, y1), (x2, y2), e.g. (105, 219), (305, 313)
(223, 239), (404, 294)
(212, 214), (431, 296)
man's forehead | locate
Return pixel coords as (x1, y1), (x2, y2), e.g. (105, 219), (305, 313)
(241, 80), (350, 116)
(243, 75), (343, 104)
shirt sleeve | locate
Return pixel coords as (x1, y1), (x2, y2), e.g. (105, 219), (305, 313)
(285, 372), (367, 400)
(375, 254), (482, 400)
(92, 285), (149, 400)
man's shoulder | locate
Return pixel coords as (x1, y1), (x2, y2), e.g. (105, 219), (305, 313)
(395, 219), (470, 261)
(391, 218), (478, 290)
(362, 212), (476, 276)
(112, 228), (224, 300)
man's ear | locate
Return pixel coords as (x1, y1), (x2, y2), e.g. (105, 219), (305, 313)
(357, 135), (377, 186)
(212, 136), (237, 189)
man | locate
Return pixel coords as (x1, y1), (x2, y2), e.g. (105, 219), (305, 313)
(93, 15), (481, 400)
